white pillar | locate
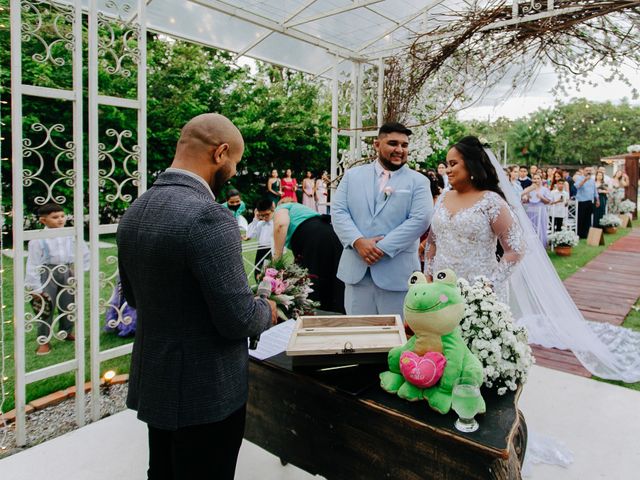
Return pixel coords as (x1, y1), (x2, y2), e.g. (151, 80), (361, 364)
(504, 141), (508, 166)
(330, 55), (339, 196)
(354, 61), (363, 162)
(88, 0), (101, 421)
(10, 0), (26, 446)
(72, 0), (86, 429)
(137, 1), (147, 196)
(349, 61), (357, 162)
(377, 57), (385, 128)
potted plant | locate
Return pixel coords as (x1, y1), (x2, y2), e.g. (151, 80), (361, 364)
(618, 199), (637, 227)
(599, 214), (622, 234)
(548, 228), (580, 256)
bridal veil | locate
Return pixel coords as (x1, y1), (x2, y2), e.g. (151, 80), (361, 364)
(485, 148), (640, 383)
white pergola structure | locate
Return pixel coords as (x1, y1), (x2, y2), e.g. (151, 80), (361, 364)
(141, 0), (577, 179)
(7, 0), (574, 445)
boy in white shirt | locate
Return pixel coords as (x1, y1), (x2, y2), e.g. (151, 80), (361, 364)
(246, 198), (274, 281)
(549, 179), (569, 232)
(26, 203), (90, 355)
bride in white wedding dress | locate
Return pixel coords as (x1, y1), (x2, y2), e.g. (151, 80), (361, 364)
(425, 135), (640, 471)
(427, 135), (640, 383)
(424, 140), (525, 297)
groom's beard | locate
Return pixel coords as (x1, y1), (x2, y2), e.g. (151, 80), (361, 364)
(211, 168), (232, 198)
(378, 153), (406, 172)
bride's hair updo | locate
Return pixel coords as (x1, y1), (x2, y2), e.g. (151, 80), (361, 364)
(452, 136), (505, 200)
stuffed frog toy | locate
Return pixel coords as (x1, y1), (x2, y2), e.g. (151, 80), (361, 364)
(379, 269), (486, 415)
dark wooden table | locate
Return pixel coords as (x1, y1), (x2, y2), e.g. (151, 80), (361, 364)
(246, 353), (527, 480)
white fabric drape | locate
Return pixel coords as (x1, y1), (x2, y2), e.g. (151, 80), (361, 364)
(486, 149), (640, 383)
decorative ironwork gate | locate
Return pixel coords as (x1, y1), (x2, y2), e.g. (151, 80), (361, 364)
(9, 0), (146, 445)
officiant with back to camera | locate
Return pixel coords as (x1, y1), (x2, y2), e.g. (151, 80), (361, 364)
(117, 113), (277, 480)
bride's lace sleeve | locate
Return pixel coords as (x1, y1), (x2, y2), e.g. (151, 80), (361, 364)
(488, 196), (525, 286)
(424, 227), (436, 277)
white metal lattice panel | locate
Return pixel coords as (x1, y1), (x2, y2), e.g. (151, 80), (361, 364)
(10, 0), (85, 445)
(88, 0), (147, 421)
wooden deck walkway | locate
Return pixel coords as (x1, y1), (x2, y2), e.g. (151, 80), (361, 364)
(531, 227), (640, 377)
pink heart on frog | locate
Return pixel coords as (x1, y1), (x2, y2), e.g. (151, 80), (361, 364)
(399, 351), (447, 388)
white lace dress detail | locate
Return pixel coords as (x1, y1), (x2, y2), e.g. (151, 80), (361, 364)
(426, 191), (525, 296)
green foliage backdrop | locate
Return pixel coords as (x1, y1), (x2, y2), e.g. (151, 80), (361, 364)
(471, 99), (640, 166)
(0, 17), (333, 233)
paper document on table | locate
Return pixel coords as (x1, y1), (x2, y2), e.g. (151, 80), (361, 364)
(248, 319), (296, 360)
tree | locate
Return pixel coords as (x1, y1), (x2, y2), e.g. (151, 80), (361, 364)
(1, 16), (334, 233)
(219, 63), (331, 206)
(461, 99), (640, 166)
(552, 99), (640, 164)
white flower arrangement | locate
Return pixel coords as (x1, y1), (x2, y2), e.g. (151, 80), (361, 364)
(548, 228), (579, 248)
(383, 186), (394, 200)
(627, 144), (640, 153)
(618, 199), (637, 215)
(457, 277), (534, 395)
(599, 213), (622, 228)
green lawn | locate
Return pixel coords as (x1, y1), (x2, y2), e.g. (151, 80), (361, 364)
(1, 239), (132, 412)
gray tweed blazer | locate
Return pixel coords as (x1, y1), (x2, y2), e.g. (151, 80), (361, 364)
(117, 170), (271, 430)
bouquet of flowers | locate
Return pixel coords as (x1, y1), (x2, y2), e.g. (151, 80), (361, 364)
(254, 257), (319, 321)
(457, 277), (534, 395)
(548, 228), (579, 248)
(599, 213), (622, 228)
(618, 199), (637, 215)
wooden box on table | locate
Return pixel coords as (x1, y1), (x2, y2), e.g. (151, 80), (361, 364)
(286, 314), (407, 367)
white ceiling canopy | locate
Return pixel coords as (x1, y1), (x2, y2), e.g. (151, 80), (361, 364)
(83, 1), (583, 77)
(141, 0), (450, 75)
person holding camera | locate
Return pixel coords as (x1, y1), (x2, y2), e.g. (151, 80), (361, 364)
(573, 166), (600, 238)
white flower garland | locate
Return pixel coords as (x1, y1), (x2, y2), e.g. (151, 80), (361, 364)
(458, 277), (534, 395)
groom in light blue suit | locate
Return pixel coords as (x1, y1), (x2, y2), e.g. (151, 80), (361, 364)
(332, 122), (433, 317)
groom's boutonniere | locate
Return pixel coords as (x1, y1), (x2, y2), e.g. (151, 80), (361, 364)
(383, 186), (393, 201)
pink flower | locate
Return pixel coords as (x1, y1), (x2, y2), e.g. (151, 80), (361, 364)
(273, 279), (288, 295)
(265, 268), (278, 278)
(383, 186), (393, 200)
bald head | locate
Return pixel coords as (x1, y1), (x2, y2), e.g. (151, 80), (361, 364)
(176, 113), (244, 156)
(171, 113), (244, 196)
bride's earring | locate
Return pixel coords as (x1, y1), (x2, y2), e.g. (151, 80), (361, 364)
(471, 175), (474, 180)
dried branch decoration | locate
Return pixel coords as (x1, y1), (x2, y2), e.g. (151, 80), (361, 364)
(384, 0), (640, 123)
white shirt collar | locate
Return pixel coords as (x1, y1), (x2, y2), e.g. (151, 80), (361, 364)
(373, 160), (393, 178)
(166, 168), (216, 200)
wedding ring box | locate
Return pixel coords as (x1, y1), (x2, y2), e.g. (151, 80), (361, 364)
(286, 315), (407, 367)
